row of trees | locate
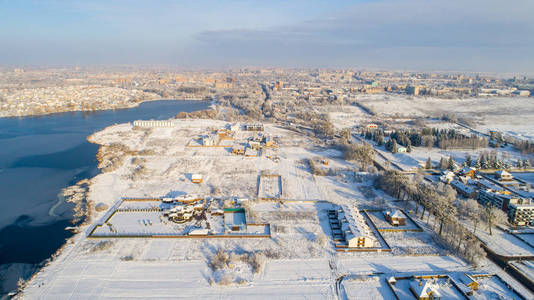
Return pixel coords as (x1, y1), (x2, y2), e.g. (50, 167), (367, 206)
(430, 153), (532, 171)
(489, 131), (534, 155)
(374, 170), (490, 265)
(464, 152), (518, 170)
(514, 140), (534, 155)
(432, 156), (456, 170)
(361, 127), (488, 151)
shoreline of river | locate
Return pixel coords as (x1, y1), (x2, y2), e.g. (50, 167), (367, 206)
(1, 100), (212, 297)
(0, 97), (210, 119)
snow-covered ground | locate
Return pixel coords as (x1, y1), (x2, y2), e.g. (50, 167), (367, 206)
(327, 95), (534, 171)
(20, 118), (533, 299)
(359, 95), (534, 140)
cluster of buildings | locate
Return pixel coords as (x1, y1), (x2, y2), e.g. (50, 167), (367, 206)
(157, 194), (253, 235)
(442, 168), (534, 226)
(1, 67), (532, 119)
(162, 194), (205, 223)
(0, 85), (159, 117)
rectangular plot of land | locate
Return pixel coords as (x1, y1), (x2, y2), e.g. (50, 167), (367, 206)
(258, 175), (282, 200)
(367, 210), (421, 231)
(389, 276), (464, 300)
(343, 276), (396, 299)
(92, 211), (189, 236)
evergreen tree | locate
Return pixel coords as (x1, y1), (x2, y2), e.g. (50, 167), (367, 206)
(465, 154), (472, 167)
(385, 139), (392, 151)
(481, 155), (489, 169)
(474, 158), (481, 169)
(448, 156), (456, 171)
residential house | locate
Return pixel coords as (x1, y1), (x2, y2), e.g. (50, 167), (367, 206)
(245, 123), (264, 131)
(458, 167), (476, 179)
(410, 279), (441, 300)
(495, 170), (513, 181)
(383, 209), (407, 226)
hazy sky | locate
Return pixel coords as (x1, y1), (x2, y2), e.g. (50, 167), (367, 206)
(1, 0), (533, 72)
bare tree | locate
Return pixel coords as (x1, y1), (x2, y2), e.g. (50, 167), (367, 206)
(483, 205), (508, 235)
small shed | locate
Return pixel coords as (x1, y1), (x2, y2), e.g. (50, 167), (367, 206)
(192, 174), (203, 183)
(264, 136), (274, 147)
(232, 145), (245, 155)
(461, 274), (479, 295)
(162, 197), (174, 203)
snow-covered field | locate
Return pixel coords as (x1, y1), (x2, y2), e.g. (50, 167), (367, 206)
(342, 276), (396, 299)
(358, 95), (534, 140)
(327, 95), (534, 171)
(20, 118), (533, 299)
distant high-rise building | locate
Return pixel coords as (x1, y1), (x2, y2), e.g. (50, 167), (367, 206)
(406, 85), (420, 96)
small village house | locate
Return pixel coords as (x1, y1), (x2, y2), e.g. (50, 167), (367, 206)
(397, 146), (407, 153)
(245, 123), (264, 131)
(383, 209), (407, 226)
(410, 278), (441, 300)
(458, 167), (476, 179)
(201, 135), (217, 146)
(461, 274), (479, 296)
(495, 170), (513, 181)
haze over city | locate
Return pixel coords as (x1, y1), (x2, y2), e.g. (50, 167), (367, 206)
(1, 0), (533, 72)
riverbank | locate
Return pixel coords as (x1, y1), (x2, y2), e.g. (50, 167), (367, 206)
(0, 97), (210, 119)
(0, 100), (212, 297)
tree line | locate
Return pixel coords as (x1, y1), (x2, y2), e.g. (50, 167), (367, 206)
(361, 127), (488, 151)
(373, 170), (499, 266)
